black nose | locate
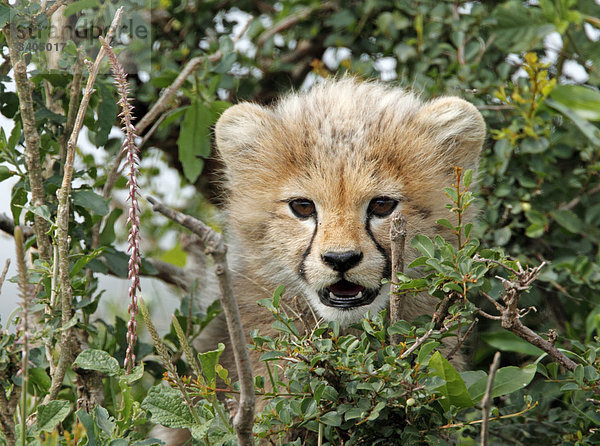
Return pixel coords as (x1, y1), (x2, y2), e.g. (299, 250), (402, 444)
(321, 251), (363, 272)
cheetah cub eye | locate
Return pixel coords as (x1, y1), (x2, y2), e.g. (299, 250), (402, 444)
(368, 197), (399, 217)
(289, 199), (316, 219)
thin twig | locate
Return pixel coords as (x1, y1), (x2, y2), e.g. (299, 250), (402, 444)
(60, 53), (85, 170)
(400, 325), (450, 360)
(481, 352), (501, 446)
(558, 184), (600, 212)
(446, 317), (478, 361)
(44, 0), (68, 17)
(389, 210), (407, 345)
(432, 293), (461, 329)
(257, 2), (336, 47)
(147, 196), (255, 446)
(46, 7), (125, 404)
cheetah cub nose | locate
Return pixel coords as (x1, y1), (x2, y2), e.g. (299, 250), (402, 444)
(321, 251), (363, 272)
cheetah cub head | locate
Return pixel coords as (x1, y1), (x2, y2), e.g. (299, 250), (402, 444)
(215, 78), (485, 326)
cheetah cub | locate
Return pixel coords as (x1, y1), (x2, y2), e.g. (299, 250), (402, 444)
(152, 78), (485, 445)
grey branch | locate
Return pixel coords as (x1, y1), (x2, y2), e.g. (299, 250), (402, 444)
(476, 259), (578, 372)
(389, 210), (407, 345)
(5, 25), (52, 262)
(480, 351), (501, 446)
(147, 196), (255, 446)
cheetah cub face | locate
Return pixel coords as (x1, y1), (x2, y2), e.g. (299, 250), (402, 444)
(215, 78), (485, 326)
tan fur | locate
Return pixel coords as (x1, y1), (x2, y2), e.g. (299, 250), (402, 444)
(155, 78), (485, 444)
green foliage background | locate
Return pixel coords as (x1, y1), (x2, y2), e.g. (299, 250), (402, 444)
(1, 0), (600, 444)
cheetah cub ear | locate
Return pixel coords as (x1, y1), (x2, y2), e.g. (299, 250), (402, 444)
(415, 97), (486, 170)
(214, 102), (276, 167)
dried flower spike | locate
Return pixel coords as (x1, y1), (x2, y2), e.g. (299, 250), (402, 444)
(100, 37), (140, 373)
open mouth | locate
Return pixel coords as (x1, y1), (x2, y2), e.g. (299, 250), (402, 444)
(318, 279), (378, 309)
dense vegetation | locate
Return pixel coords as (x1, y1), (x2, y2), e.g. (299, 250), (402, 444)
(0, 0), (599, 444)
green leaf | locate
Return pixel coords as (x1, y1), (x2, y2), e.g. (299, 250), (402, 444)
(428, 351), (473, 411)
(491, 1), (555, 51)
(468, 364), (537, 403)
(72, 189), (109, 216)
(463, 169), (473, 189)
(121, 363), (145, 384)
(11, 184), (27, 224)
(76, 409), (97, 446)
(272, 285), (285, 309)
(417, 341), (440, 365)
(198, 343), (225, 387)
(0, 166), (13, 182)
(214, 52), (237, 74)
(520, 137), (549, 154)
(177, 100), (213, 183)
(24, 204), (52, 222)
(36, 400), (71, 433)
(141, 385), (196, 429)
(480, 331), (544, 356)
(550, 209), (583, 234)
(550, 85), (600, 121)
(0, 3), (10, 28)
(546, 98), (600, 146)
(63, 0), (100, 17)
(99, 208), (123, 246)
(320, 411), (342, 426)
(8, 119), (21, 151)
(412, 234), (436, 258)
(70, 248), (104, 277)
(93, 83), (118, 147)
(73, 349), (120, 376)
(95, 406), (115, 436)
(190, 420), (213, 440)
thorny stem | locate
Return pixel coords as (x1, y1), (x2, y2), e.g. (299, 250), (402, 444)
(99, 36), (141, 374)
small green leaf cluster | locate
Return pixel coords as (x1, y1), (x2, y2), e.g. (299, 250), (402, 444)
(247, 296), (538, 445)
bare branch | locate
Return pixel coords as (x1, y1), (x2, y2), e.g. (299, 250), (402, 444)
(432, 293), (461, 329)
(147, 196), (255, 446)
(5, 29), (52, 262)
(558, 183), (600, 212)
(477, 262), (578, 372)
(60, 53), (85, 170)
(400, 325), (450, 360)
(389, 210), (407, 344)
(446, 318), (478, 361)
(257, 2), (336, 47)
(481, 352), (501, 446)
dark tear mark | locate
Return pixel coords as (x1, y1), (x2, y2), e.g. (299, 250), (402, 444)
(298, 220), (318, 280)
(365, 217), (391, 280)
